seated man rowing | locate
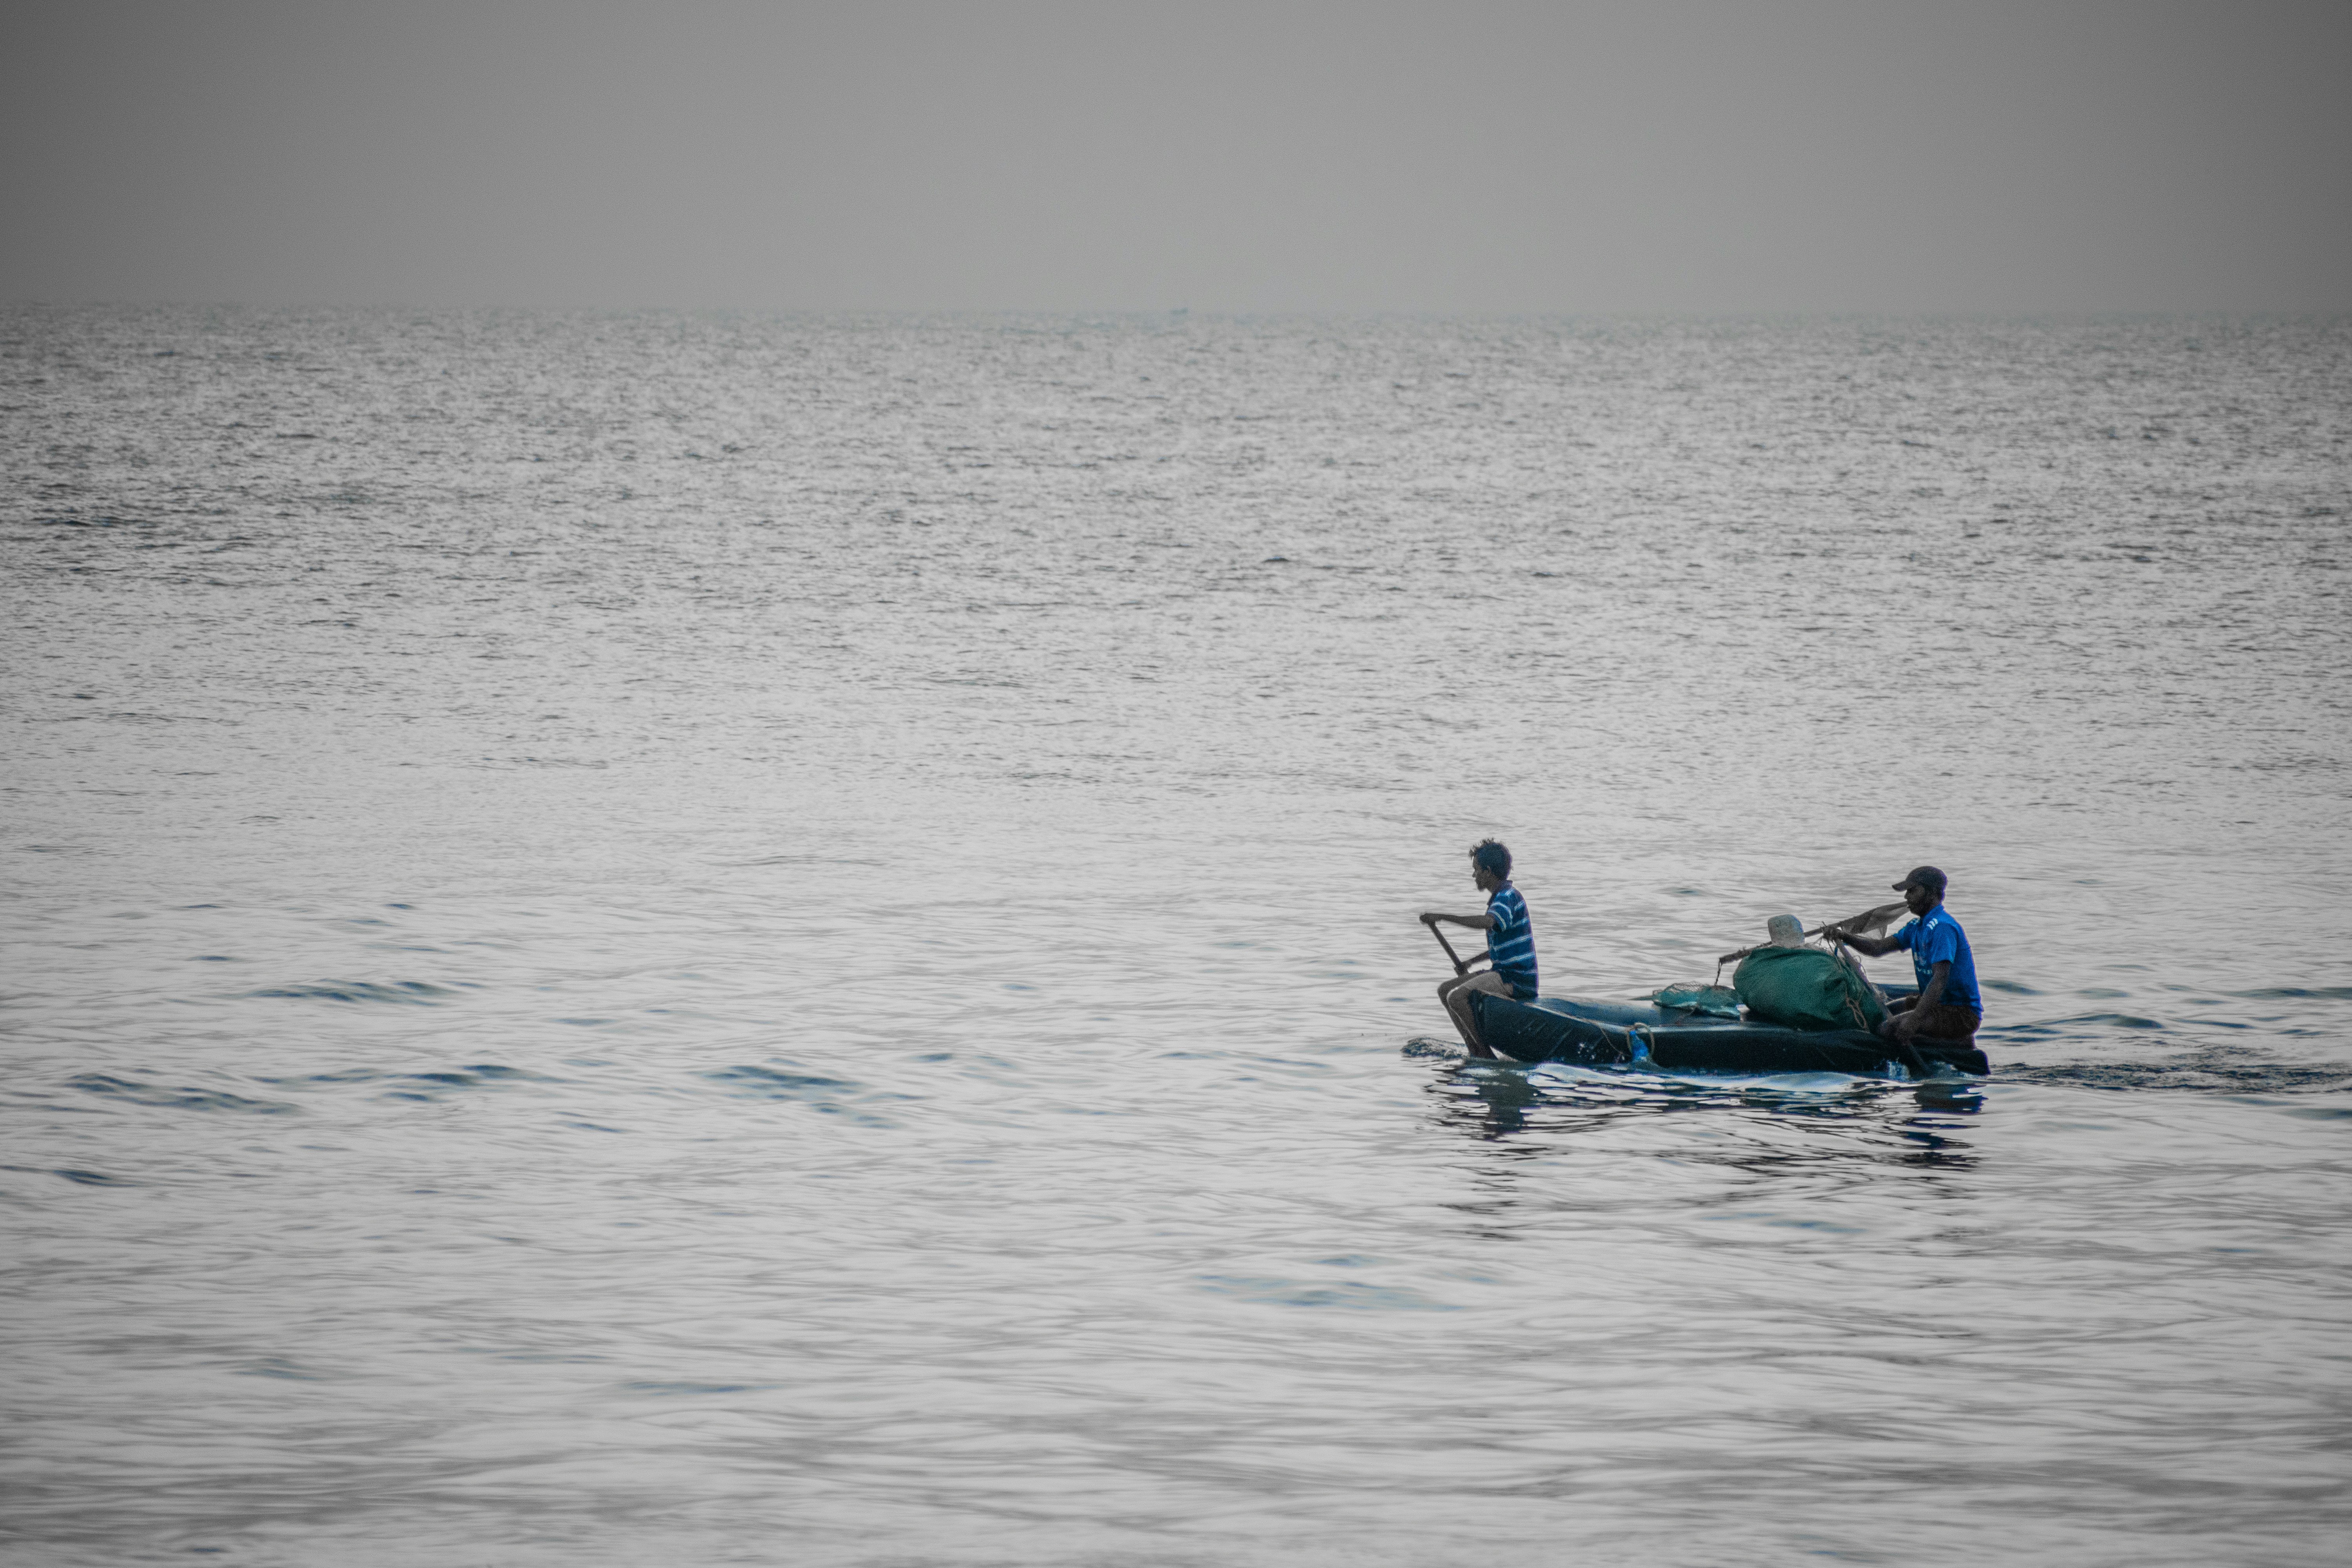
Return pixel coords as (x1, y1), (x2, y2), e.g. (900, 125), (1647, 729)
(1829, 865), (1984, 1049)
(1419, 838), (1538, 1059)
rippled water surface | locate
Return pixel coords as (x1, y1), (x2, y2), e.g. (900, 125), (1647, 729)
(5, 309), (2350, 1565)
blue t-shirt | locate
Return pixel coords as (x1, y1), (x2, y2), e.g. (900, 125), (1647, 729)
(1485, 884), (1538, 999)
(1890, 905), (1981, 1014)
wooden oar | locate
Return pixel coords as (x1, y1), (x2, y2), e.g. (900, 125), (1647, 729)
(1425, 921), (1479, 978)
(1717, 900), (1909, 965)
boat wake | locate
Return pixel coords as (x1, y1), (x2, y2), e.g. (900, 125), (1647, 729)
(1996, 1053), (2352, 1095)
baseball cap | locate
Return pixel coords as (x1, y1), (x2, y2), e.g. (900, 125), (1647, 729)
(1892, 865), (1948, 895)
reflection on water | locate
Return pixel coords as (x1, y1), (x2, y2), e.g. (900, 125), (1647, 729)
(1425, 1053), (1983, 1174)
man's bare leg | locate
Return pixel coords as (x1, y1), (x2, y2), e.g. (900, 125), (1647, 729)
(1439, 971), (1510, 1058)
(1436, 975), (1480, 1054)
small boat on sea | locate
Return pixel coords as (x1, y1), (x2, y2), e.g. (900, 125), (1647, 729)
(1474, 985), (1990, 1078)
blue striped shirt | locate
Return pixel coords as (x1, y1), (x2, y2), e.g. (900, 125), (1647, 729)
(1485, 884), (1538, 999)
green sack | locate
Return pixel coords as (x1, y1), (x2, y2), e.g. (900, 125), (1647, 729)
(1651, 984), (1743, 1018)
(1731, 947), (1888, 1034)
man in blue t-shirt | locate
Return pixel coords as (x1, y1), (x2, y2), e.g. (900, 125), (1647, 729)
(1830, 865), (1983, 1046)
(1420, 839), (1539, 1058)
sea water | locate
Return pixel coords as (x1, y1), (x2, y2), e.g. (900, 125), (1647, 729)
(4, 308), (2349, 1566)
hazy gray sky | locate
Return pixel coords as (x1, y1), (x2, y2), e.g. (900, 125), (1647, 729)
(4, 0), (2347, 311)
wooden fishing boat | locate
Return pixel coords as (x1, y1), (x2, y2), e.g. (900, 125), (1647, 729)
(1474, 987), (1990, 1077)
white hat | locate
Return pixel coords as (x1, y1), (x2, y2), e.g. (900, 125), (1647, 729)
(1766, 914), (1807, 947)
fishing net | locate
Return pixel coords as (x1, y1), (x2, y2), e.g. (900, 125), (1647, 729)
(1650, 984), (1743, 1018)
(1731, 946), (1888, 1033)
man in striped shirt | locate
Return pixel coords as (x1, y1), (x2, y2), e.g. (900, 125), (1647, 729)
(1420, 839), (1539, 1058)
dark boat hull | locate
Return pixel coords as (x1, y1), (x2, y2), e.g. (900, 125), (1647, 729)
(1474, 991), (1989, 1078)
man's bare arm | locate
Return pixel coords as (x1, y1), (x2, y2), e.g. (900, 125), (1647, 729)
(1832, 929), (1899, 958)
(1419, 911), (1497, 930)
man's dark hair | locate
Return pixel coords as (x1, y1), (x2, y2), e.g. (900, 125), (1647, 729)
(1471, 839), (1512, 878)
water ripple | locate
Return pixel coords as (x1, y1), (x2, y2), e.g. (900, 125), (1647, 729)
(242, 980), (457, 1005)
(65, 1074), (299, 1116)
